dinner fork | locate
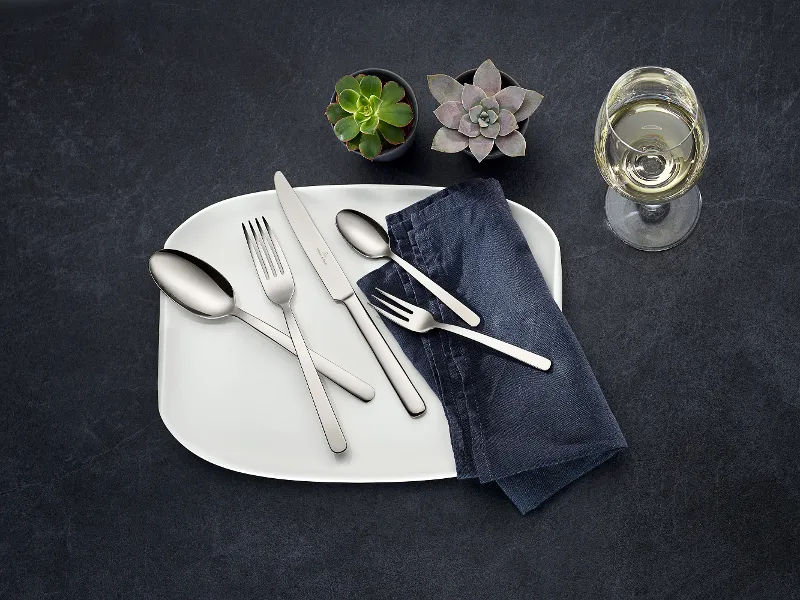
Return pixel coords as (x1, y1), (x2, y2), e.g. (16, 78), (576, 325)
(369, 289), (552, 372)
(242, 217), (347, 453)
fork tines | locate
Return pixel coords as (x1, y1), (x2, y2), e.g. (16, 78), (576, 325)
(369, 288), (413, 324)
(242, 217), (285, 284)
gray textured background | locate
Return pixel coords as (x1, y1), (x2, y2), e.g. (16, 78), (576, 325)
(2, 0), (799, 598)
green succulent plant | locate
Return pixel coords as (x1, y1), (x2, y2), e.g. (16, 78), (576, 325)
(326, 74), (414, 159)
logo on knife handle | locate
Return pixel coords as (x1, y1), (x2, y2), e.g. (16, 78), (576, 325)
(317, 247), (330, 265)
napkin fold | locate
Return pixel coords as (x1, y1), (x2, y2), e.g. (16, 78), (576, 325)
(357, 179), (627, 514)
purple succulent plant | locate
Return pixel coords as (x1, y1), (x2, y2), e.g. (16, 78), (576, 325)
(427, 59), (543, 162)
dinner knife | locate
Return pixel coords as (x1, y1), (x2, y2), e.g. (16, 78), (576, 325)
(274, 171), (426, 417)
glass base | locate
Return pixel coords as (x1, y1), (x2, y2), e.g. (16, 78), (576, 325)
(605, 187), (702, 251)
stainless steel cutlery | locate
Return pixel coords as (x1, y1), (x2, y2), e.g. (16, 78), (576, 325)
(369, 289), (552, 372)
(335, 209), (481, 327)
(154, 172), (547, 453)
(148, 249), (375, 402)
(242, 217), (347, 454)
(275, 171), (427, 417)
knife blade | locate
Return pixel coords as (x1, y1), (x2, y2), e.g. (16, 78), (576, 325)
(274, 171), (426, 417)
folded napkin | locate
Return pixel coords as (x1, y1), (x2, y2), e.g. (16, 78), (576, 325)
(357, 179), (627, 514)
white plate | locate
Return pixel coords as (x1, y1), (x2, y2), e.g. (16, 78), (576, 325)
(158, 185), (562, 482)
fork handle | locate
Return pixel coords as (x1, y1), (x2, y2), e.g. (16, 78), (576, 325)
(282, 306), (347, 453)
(342, 294), (426, 417)
(438, 323), (552, 372)
(233, 308), (374, 402)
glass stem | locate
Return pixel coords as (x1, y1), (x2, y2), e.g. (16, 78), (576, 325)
(637, 202), (670, 224)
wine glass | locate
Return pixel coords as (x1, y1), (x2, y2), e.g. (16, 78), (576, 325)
(594, 67), (709, 251)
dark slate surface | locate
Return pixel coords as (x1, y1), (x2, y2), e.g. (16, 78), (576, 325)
(2, 0), (799, 598)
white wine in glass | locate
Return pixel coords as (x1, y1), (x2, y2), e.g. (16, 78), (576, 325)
(595, 67), (709, 251)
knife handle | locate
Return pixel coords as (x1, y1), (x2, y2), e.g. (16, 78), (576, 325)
(342, 294), (426, 417)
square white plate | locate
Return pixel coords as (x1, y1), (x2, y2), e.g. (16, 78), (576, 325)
(158, 185), (561, 482)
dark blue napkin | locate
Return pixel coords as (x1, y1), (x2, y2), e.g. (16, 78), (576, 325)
(357, 179), (627, 514)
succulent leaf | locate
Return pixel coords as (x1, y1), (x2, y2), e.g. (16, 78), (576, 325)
(359, 132), (382, 159)
(377, 102), (413, 127)
(334, 115), (361, 142)
(380, 81), (405, 105)
(515, 89), (544, 122)
(468, 136), (495, 162)
(495, 130), (526, 156)
(377, 121), (405, 145)
(359, 75), (382, 99)
(434, 101), (466, 129)
(355, 74), (366, 81)
(462, 84), (487, 110)
(359, 115), (379, 135)
(473, 59), (502, 96)
(347, 133), (362, 151)
(498, 109), (518, 136)
(326, 103), (349, 124)
(494, 86), (527, 112)
(427, 74), (464, 104)
(468, 106), (483, 123)
(458, 114), (480, 137)
(432, 127), (469, 152)
(480, 96), (500, 111)
(335, 76), (360, 95)
(480, 122), (500, 139)
(338, 89), (360, 113)
(487, 110), (498, 124)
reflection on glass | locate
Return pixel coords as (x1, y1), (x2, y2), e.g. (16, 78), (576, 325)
(595, 67), (709, 251)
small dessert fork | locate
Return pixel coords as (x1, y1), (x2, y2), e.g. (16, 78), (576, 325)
(369, 288), (552, 372)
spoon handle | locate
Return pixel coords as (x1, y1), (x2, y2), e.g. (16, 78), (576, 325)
(390, 253), (481, 327)
(233, 308), (375, 402)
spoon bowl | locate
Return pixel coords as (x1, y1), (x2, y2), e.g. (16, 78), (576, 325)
(149, 249), (235, 318)
(335, 209), (392, 259)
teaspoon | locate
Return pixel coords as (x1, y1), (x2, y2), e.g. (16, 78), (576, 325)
(335, 209), (480, 327)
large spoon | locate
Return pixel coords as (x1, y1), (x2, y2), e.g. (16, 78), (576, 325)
(335, 209), (481, 327)
(149, 249), (375, 402)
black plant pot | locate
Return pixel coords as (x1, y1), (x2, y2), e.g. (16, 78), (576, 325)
(329, 68), (418, 163)
(455, 69), (530, 161)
